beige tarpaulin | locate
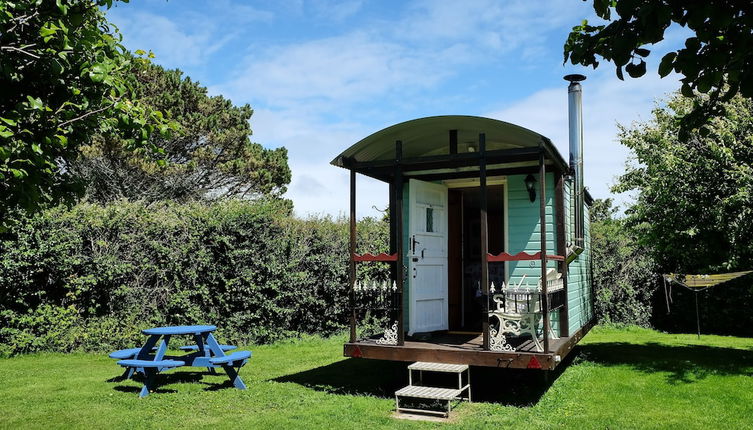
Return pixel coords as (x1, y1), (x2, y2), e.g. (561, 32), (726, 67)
(663, 271), (753, 289)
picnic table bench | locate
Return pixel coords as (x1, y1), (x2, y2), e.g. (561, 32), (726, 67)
(109, 325), (251, 398)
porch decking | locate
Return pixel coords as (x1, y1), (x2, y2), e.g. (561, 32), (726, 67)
(344, 320), (594, 370)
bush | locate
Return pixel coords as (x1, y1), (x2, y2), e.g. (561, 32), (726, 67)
(0, 200), (389, 356)
(590, 199), (658, 327)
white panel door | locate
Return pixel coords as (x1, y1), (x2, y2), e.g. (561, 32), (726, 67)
(408, 178), (448, 334)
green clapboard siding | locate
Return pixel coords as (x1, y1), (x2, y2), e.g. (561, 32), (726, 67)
(506, 173), (559, 332)
(506, 173), (558, 283)
(566, 180), (593, 335)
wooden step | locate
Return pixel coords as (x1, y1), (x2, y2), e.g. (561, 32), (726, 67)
(408, 361), (468, 373)
(395, 385), (463, 401)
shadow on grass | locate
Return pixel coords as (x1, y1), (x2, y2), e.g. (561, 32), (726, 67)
(273, 341), (753, 405)
(109, 369), (239, 394)
(273, 358), (406, 397)
(576, 342), (753, 384)
(273, 355), (575, 406)
(113, 385), (178, 395)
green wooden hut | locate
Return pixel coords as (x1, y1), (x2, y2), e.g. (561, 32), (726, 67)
(331, 76), (594, 370)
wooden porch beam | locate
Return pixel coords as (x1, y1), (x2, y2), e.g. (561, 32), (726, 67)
(395, 140), (405, 346)
(350, 147), (542, 171)
(479, 133), (490, 351)
(407, 166), (541, 182)
(349, 170), (357, 343)
(539, 148), (550, 354)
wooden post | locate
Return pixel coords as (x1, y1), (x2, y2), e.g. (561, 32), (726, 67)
(555, 171), (569, 337)
(395, 140), (405, 346)
(349, 169), (357, 343)
(479, 133), (490, 351)
(539, 148), (550, 353)
(389, 182), (396, 260)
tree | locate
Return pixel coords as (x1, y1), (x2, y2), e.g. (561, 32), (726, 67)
(614, 92), (753, 273)
(564, 1), (753, 129)
(70, 63), (291, 202)
(0, 0), (168, 229)
(590, 198), (657, 326)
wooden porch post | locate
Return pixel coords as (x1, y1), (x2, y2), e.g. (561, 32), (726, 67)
(349, 169), (357, 343)
(539, 148), (550, 353)
(555, 171), (570, 337)
(395, 140), (405, 346)
(479, 133), (490, 351)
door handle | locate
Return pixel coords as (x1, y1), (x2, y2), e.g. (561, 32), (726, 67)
(411, 235), (420, 254)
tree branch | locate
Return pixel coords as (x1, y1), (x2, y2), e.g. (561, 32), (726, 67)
(58, 103), (113, 128)
(1, 45), (40, 59)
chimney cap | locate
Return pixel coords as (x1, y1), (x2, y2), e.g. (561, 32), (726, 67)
(564, 74), (587, 83)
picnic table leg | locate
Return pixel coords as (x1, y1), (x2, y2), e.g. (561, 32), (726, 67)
(154, 336), (171, 372)
(139, 368), (157, 398)
(133, 335), (164, 375)
(221, 364), (247, 390)
(205, 333), (246, 389)
(194, 333), (216, 374)
(155, 335), (170, 360)
(203, 333), (225, 357)
(137, 335), (161, 359)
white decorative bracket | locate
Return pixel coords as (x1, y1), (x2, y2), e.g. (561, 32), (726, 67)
(376, 321), (398, 345)
(489, 326), (516, 351)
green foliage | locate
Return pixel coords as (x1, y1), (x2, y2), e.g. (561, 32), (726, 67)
(589, 199), (657, 327)
(0, 200), (389, 355)
(564, 1), (753, 131)
(615, 93), (753, 273)
(0, 0), (170, 230)
(71, 63), (291, 202)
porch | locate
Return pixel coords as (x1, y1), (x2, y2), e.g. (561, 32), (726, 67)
(344, 321), (594, 370)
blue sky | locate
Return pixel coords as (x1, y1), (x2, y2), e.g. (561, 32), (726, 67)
(107, 0), (686, 218)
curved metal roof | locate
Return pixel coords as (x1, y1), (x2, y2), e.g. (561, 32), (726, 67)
(331, 115), (561, 167)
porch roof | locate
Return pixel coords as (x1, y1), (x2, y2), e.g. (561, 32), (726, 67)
(331, 115), (569, 180)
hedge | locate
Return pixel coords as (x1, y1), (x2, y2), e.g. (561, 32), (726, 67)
(0, 200), (389, 356)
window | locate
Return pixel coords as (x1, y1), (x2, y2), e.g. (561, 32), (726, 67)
(426, 207), (434, 233)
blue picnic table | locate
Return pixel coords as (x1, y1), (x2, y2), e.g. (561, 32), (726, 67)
(109, 325), (251, 398)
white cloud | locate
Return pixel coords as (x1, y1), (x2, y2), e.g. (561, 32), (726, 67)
(249, 107), (388, 218)
(487, 68), (680, 208)
(310, 0), (364, 22)
(218, 31), (452, 110)
(397, 0), (592, 56)
(109, 11), (214, 66)
(107, 4), (272, 69)
(288, 160), (388, 219)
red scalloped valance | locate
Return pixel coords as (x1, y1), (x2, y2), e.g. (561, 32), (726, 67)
(487, 252), (565, 262)
(352, 253), (398, 262)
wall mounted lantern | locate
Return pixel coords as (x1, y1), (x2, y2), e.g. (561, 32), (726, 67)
(524, 174), (537, 202)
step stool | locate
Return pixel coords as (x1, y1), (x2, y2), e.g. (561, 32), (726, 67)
(395, 362), (471, 417)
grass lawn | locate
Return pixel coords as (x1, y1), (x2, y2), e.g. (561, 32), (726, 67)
(1, 326), (752, 429)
